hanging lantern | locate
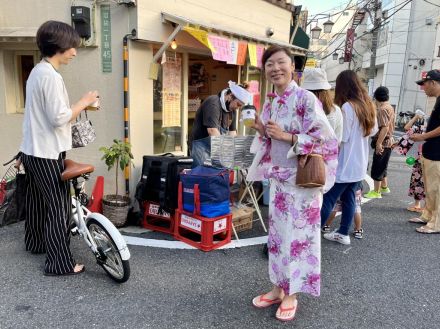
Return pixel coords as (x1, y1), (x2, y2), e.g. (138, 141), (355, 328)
(323, 18), (334, 34)
(311, 25), (322, 39)
(332, 52), (338, 60)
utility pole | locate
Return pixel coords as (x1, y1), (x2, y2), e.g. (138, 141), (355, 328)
(368, 0), (381, 95)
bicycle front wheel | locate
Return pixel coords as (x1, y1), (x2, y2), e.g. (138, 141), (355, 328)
(86, 219), (130, 283)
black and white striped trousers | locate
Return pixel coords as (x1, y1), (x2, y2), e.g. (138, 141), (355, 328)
(21, 153), (75, 275)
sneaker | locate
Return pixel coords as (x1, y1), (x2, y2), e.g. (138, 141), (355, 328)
(363, 190), (382, 199)
(321, 225), (331, 233)
(381, 187), (391, 194)
(323, 230), (351, 245)
(353, 228), (363, 239)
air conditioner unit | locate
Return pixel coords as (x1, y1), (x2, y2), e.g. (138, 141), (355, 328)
(426, 18), (433, 25)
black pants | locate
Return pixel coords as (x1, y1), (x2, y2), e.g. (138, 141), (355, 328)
(371, 148), (392, 181)
(21, 153), (75, 274)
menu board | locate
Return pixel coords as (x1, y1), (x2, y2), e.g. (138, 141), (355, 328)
(162, 56), (181, 127)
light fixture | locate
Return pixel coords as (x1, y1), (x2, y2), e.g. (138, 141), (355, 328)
(339, 56), (345, 64)
(170, 39), (177, 50)
(311, 25), (322, 39)
(323, 16), (334, 34)
(332, 52), (338, 60)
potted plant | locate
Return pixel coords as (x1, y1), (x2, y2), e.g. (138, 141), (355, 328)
(99, 139), (134, 227)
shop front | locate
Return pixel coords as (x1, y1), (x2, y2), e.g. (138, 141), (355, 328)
(141, 12), (307, 156)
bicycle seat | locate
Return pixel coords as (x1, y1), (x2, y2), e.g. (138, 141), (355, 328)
(61, 159), (95, 181)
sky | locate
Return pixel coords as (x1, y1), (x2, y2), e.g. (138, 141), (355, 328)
(294, 0), (353, 16)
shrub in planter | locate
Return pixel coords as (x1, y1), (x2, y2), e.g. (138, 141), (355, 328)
(99, 139), (134, 227)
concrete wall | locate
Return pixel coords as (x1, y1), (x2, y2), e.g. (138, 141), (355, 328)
(0, 0), (134, 196)
(0, 0), (293, 197)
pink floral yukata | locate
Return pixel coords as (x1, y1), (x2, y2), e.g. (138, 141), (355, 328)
(247, 80), (338, 297)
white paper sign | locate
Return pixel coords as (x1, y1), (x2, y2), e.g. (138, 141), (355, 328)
(181, 214), (202, 232)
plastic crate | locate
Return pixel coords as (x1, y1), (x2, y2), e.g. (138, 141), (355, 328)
(141, 201), (174, 235)
(174, 182), (232, 251)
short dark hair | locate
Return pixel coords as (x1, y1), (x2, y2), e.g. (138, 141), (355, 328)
(262, 45), (293, 69)
(36, 20), (81, 57)
(374, 86), (389, 102)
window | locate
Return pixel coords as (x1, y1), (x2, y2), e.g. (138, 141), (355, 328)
(153, 52), (183, 154)
(3, 50), (39, 114)
(438, 46), (440, 57)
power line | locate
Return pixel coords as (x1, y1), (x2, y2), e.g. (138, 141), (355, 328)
(422, 0), (440, 8)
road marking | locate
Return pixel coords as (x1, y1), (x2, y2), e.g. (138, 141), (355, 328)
(122, 176), (375, 250)
(123, 235), (268, 249)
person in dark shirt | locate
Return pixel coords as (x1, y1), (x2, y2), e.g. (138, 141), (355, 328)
(409, 69), (440, 233)
(189, 81), (250, 166)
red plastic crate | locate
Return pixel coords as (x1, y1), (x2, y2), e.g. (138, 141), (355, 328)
(174, 182), (232, 251)
(141, 201), (174, 235)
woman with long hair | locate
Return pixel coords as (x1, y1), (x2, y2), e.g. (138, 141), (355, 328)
(320, 70), (377, 245)
(247, 45), (338, 322)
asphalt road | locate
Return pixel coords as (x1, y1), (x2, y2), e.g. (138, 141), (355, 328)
(1, 155), (440, 329)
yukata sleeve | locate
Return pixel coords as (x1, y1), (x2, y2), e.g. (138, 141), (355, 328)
(246, 100), (272, 182)
(286, 90), (338, 161)
(286, 90), (339, 191)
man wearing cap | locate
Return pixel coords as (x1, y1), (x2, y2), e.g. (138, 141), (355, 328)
(409, 69), (440, 233)
(189, 81), (250, 166)
(364, 86), (395, 199)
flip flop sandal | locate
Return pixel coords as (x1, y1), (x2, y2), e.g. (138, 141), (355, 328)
(44, 264), (85, 276)
(275, 301), (298, 322)
(407, 206), (424, 213)
(416, 226), (440, 234)
(252, 294), (282, 308)
(408, 217), (426, 223)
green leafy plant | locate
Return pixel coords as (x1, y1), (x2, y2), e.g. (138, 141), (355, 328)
(99, 139), (134, 196)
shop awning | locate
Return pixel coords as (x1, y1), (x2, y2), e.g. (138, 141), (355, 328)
(0, 27), (37, 42)
(161, 12), (307, 56)
(290, 26), (309, 50)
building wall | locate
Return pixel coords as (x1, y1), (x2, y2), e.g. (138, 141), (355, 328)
(136, 0), (291, 44)
(0, 1), (133, 195)
(0, 0), (294, 196)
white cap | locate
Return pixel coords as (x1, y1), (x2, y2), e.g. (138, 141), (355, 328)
(301, 68), (331, 91)
(228, 81), (251, 104)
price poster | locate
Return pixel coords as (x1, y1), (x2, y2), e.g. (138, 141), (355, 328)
(162, 56), (182, 127)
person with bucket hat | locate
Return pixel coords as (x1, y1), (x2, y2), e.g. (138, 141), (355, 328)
(364, 86), (395, 199)
(408, 69), (440, 233)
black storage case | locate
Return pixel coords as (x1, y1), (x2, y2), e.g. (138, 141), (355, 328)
(135, 154), (193, 213)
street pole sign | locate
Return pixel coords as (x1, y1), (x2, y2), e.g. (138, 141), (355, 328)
(344, 28), (355, 63)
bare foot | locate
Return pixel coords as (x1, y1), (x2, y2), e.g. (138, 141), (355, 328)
(74, 264), (85, 273)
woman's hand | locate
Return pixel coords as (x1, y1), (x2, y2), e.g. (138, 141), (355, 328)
(266, 120), (297, 145)
(14, 158), (22, 170)
(375, 144), (384, 155)
(80, 91), (99, 109)
(410, 133), (426, 142)
(265, 120), (284, 140)
(249, 112), (265, 136)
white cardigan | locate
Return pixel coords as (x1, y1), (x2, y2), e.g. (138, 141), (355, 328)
(20, 61), (73, 159)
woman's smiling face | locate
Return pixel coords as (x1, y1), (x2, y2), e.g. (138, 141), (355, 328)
(264, 50), (294, 92)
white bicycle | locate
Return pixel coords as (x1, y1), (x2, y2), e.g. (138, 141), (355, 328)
(63, 159), (130, 283)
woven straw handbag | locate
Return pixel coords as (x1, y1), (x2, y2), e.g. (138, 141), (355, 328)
(295, 144), (325, 188)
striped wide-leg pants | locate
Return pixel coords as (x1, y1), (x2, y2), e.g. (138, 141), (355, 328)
(21, 153), (75, 274)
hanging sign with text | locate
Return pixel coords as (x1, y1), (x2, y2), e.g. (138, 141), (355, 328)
(100, 5), (112, 73)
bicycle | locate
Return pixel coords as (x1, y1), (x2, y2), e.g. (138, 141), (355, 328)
(63, 159), (131, 283)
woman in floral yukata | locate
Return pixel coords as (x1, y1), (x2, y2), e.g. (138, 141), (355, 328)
(247, 45), (338, 322)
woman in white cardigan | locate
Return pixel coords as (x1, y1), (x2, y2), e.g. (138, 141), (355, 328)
(19, 21), (98, 276)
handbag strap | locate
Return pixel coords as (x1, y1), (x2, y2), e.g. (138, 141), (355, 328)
(76, 110), (89, 122)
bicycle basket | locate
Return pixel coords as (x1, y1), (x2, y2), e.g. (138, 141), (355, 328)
(0, 164), (17, 205)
